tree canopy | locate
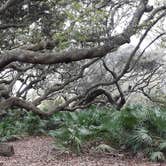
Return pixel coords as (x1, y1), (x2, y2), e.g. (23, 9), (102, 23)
(0, 0), (166, 116)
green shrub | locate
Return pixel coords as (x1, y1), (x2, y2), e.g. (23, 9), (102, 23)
(49, 108), (108, 153)
(49, 105), (166, 162)
(0, 105), (165, 162)
(23, 112), (47, 135)
(150, 151), (165, 162)
(0, 109), (48, 141)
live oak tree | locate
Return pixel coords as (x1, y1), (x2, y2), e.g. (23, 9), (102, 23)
(0, 0), (166, 117)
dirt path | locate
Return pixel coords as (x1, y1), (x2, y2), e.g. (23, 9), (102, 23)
(0, 136), (165, 166)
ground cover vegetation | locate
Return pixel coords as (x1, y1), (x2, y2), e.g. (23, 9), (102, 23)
(0, 0), (166, 164)
(0, 105), (165, 162)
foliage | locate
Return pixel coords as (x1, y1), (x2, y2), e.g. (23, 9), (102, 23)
(159, 142), (166, 152)
(0, 105), (165, 162)
(23, 112), (47, 135)
(0, 0), (165, 163)
(49, 105), (166, 161)
(0, 110), (47, 142)
(49, 107), (109, 153)
(150, 151), (165, 162)
(0, 110), (25, 142)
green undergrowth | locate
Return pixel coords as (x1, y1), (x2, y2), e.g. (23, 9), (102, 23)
(0, 110), (47, 141)
(49, 105), (166, 162)
(0, 105), (165, 162)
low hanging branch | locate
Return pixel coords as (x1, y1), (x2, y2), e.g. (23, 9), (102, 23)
(0, 0), (165, 116)
(0, 0), (151, 70)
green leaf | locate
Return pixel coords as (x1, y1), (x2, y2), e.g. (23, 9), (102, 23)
(78, 127), (91, 137)
(150, 151), (165, 162)
(159, 142), (166, 152)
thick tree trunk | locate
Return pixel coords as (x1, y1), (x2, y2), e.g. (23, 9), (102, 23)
(0, 143), (14, 157)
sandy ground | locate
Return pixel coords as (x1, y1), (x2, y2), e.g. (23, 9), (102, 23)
(0, 136), (165, 166)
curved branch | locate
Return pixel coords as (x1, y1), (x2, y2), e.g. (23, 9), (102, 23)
(0, 0), (150, 70)
(79, 88), (117, 107)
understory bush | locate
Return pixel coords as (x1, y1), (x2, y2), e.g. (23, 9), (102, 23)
(49, 105), (166, 162)
(0, 110), (47, 141)
(0, 105), (165, 162)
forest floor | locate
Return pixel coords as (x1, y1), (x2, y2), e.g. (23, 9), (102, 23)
(0, 136), (165, 166)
